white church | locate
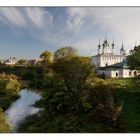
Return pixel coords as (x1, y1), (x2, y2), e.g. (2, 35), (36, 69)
(91, 38), (139, 78)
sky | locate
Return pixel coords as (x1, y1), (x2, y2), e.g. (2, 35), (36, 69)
(0, 7), (139, 59)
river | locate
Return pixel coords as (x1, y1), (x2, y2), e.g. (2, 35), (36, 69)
(5, 89), (42, 132)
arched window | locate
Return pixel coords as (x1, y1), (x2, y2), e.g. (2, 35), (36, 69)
(134, 71), (137, 77)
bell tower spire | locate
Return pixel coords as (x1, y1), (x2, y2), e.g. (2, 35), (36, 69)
(111, 37), (115, 54)
(98, 38), (101, 55)
(120, 40), (126, 55)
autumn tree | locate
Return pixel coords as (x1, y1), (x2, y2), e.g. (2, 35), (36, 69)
(40, 50), (53, 64)
(54, 46), (77, 61)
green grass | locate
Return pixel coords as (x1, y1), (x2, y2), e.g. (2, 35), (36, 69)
(106, 78), (131, 88)
(105, 78), (140, 132)
(115, 86), (140, 132)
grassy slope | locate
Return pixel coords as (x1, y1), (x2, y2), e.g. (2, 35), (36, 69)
(116, 89), (140, 132)
(110, 78), (140, 132)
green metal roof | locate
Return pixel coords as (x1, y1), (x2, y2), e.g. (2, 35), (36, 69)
(107, 59), (129, 69)
(98, 59), (129, 70)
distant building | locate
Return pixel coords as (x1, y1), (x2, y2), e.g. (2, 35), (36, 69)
(28, 58), (44, 65)
(91, 38), (139, 78)
(5, 57), (17, 65)
(97, 60), (139, 78)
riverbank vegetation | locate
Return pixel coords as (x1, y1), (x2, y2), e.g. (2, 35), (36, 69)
(0, 73), (20, 133)
(0, 107), (10, 132)
(0, 73), (20, 110)
(18, 47), (125, 132)
(0, 46), (140, 133)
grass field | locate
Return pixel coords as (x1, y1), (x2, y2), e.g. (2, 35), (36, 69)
(109, 78), (140, 132)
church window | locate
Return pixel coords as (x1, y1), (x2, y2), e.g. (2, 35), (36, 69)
(116, 72), (118, 77)
(134, 71), (137, 77)
(129, 71), (132, 76)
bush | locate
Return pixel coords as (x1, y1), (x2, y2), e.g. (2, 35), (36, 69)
(6, 79), (20, 94)
(0, 107), (11, 132)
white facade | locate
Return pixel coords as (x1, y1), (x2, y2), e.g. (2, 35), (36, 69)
(92, 54), (124, 68)
(98, 68), (139, 78)
(91, 38), (139, 78)
(91, 39), (125, 68)
(5, 57), (17, 65)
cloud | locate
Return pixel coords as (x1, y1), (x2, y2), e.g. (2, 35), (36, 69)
(25, 8), (45, 28)
(64, 7), (140, 54)
(0, 7), (140, 58)
(25, 8), (53, 29)
(66, 8), (86, 31)
(0, 8), (53, 29)
(0, 8), (26, 27)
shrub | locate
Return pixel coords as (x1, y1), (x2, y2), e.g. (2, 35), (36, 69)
(0, 107), (11, 132)
(6, 79), (20, 94)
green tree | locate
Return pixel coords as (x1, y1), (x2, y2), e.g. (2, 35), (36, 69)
(0, 107), (10, 132)
(17, 59), (27, 65)
(54, 46), (77, 61)
(6, 79), (20, 94)
(127, 45), (140, 70)
(0, 80), (7, 94)
(53, 56), (93, 93)
(40, 50), (53, 64)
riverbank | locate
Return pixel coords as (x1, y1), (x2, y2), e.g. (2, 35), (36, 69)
(20, 80), (44, 94)
(0, 94), (19, 111)
(0, 73), (21, 111)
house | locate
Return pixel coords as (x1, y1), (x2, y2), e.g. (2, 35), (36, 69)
(91, 38), (139, 78)
(28, 58), (44, 65)
(98, 60), (139, 78)
(5, 57), (17, 65)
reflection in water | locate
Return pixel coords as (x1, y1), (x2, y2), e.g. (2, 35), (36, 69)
(5, 89), (41, 132)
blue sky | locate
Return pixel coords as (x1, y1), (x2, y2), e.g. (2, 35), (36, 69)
(0, 7), (140, 59)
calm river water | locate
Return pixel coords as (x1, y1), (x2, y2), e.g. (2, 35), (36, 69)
(5, 89), (42, 132)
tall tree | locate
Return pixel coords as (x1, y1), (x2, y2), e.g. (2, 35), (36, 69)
(54, 46), (77, 61)
(127, 45), (140, 70)
(40, 50), (53, 64)
(53, 56), (93, 93)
